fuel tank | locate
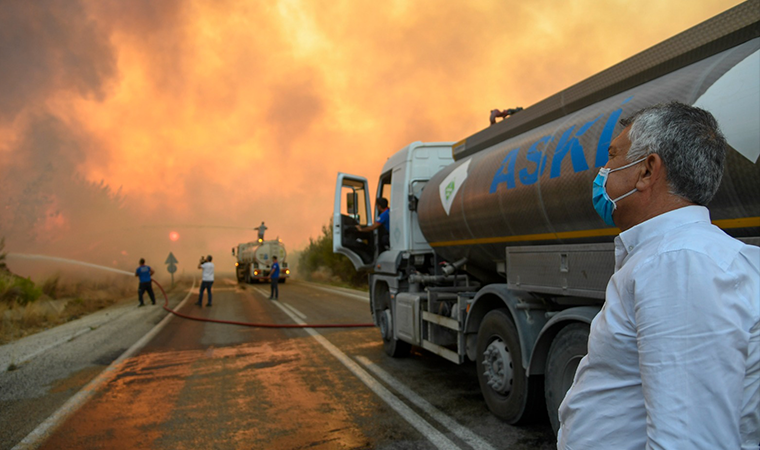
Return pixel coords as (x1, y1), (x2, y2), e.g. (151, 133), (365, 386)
(418, 6), (759, 283)
(238, 240), (287, 266)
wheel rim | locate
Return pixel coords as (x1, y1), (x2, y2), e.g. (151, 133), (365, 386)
(379, 309), (392, 341)
(561, 355), (583, 391)
(482, 338), (513, 394)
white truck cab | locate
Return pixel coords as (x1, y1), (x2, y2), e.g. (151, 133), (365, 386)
(333, 141), (454, 273)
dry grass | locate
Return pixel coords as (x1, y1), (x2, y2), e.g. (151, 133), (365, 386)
(0, 274), (181, 345)
(308, 266), (342, 284)
(0, 297), (124, 344)
(0, 300), (69, 344)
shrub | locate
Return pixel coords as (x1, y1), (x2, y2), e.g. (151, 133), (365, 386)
(41, 274), (61, 299)
(0, 274), (42, 305)
(0, 237), (7, 272)
(298, 219), (368, 288)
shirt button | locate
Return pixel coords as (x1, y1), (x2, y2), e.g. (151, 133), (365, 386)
(628, 246), (633, 251)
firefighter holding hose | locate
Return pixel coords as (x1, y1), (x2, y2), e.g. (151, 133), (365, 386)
(135, 258), (156, 307)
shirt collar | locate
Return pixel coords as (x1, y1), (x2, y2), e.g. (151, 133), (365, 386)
(617, 205), (711, 253)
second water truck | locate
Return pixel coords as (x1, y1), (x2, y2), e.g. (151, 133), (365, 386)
(234, 239), (290, 284)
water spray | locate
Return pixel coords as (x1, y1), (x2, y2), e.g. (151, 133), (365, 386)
(141, 224), (253, 230)
(7, 254), (134, 276)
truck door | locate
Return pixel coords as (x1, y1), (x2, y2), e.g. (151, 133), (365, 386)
(333, 173), (374, 270)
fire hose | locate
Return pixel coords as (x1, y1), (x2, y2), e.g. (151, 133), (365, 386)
(152, 279), (375, 329)
(6, 254), (374, 329)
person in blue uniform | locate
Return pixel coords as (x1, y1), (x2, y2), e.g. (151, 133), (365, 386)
(135, 258), (155, 307)
(268, 255), (280, 300)
(356, 198), (390, 251)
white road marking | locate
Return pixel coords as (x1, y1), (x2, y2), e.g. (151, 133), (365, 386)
(270, 300), (462, 450)
(251, 287), (305, 319)
(301, 282), (370, 303)
(356, 356), (497, 450)
(12, 280), (197, 450)
(252, 286), (269, 298)
(281, 302), (307, 319)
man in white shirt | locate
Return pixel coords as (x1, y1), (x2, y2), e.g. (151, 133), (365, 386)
(197, 255), (215, 307)
(558, 102), (759, 450)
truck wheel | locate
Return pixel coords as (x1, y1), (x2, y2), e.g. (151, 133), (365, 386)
(476, 309), (545, 424)
(279, 278), (286, 284)
(373, 283), (410, 357)
(379, 307), (410, 357)
(545, 323), (589, 436)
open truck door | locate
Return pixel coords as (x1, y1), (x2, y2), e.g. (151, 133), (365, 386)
(333, 173), (374, 270)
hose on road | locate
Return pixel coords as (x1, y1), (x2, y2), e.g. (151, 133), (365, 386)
(152, 279), (376, 329)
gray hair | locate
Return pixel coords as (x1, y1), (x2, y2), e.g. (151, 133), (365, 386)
(621, 102), (726, 206)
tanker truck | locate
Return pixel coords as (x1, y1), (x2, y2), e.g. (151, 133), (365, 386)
(234, 239), (290, 284)
(332, 2), (759, 434)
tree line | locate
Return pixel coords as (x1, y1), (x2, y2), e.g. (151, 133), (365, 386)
(297, 219), (368, 288)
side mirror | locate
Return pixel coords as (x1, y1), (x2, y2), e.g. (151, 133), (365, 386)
(231, 247), (235, 256)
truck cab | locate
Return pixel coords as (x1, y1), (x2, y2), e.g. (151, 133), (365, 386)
(333, 141), (454, 272)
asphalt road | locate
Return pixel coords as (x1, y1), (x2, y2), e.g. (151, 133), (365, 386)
(2, 278), (556, 449)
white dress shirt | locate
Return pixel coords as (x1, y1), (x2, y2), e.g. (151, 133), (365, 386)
(558, 205), (759, 450)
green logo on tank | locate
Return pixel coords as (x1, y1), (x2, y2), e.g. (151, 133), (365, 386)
(445, 181), (456, 200)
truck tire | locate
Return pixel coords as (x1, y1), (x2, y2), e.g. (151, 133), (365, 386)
(545, 323), (589, 436)
(379, 306), (410, 357)
(476, 309), (545, 424)
(375, 284), (410, 358)
(279, 278), (286, 284)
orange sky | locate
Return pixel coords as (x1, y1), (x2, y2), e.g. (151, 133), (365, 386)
(0, 0), (744, 277)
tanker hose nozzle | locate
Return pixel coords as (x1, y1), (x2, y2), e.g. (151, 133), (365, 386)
(442, 258), (467, 276)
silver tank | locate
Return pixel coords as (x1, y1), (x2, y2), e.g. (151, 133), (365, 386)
(418, 22), (760, 282)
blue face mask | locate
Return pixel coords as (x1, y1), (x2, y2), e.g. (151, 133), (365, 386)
(592, 157), (646, 226)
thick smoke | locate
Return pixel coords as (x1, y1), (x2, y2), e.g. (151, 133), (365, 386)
(0, 1), (197, 277)
(0, 1), (125, 272)
(0, 0), (740, 280)
(0, 1), (116, 120)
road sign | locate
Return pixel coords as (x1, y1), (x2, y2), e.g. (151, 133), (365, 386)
(165, 252), (178, 265)
(165, 252), (178, 285)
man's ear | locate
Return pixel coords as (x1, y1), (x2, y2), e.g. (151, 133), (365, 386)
(635, 154), (664, 192)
